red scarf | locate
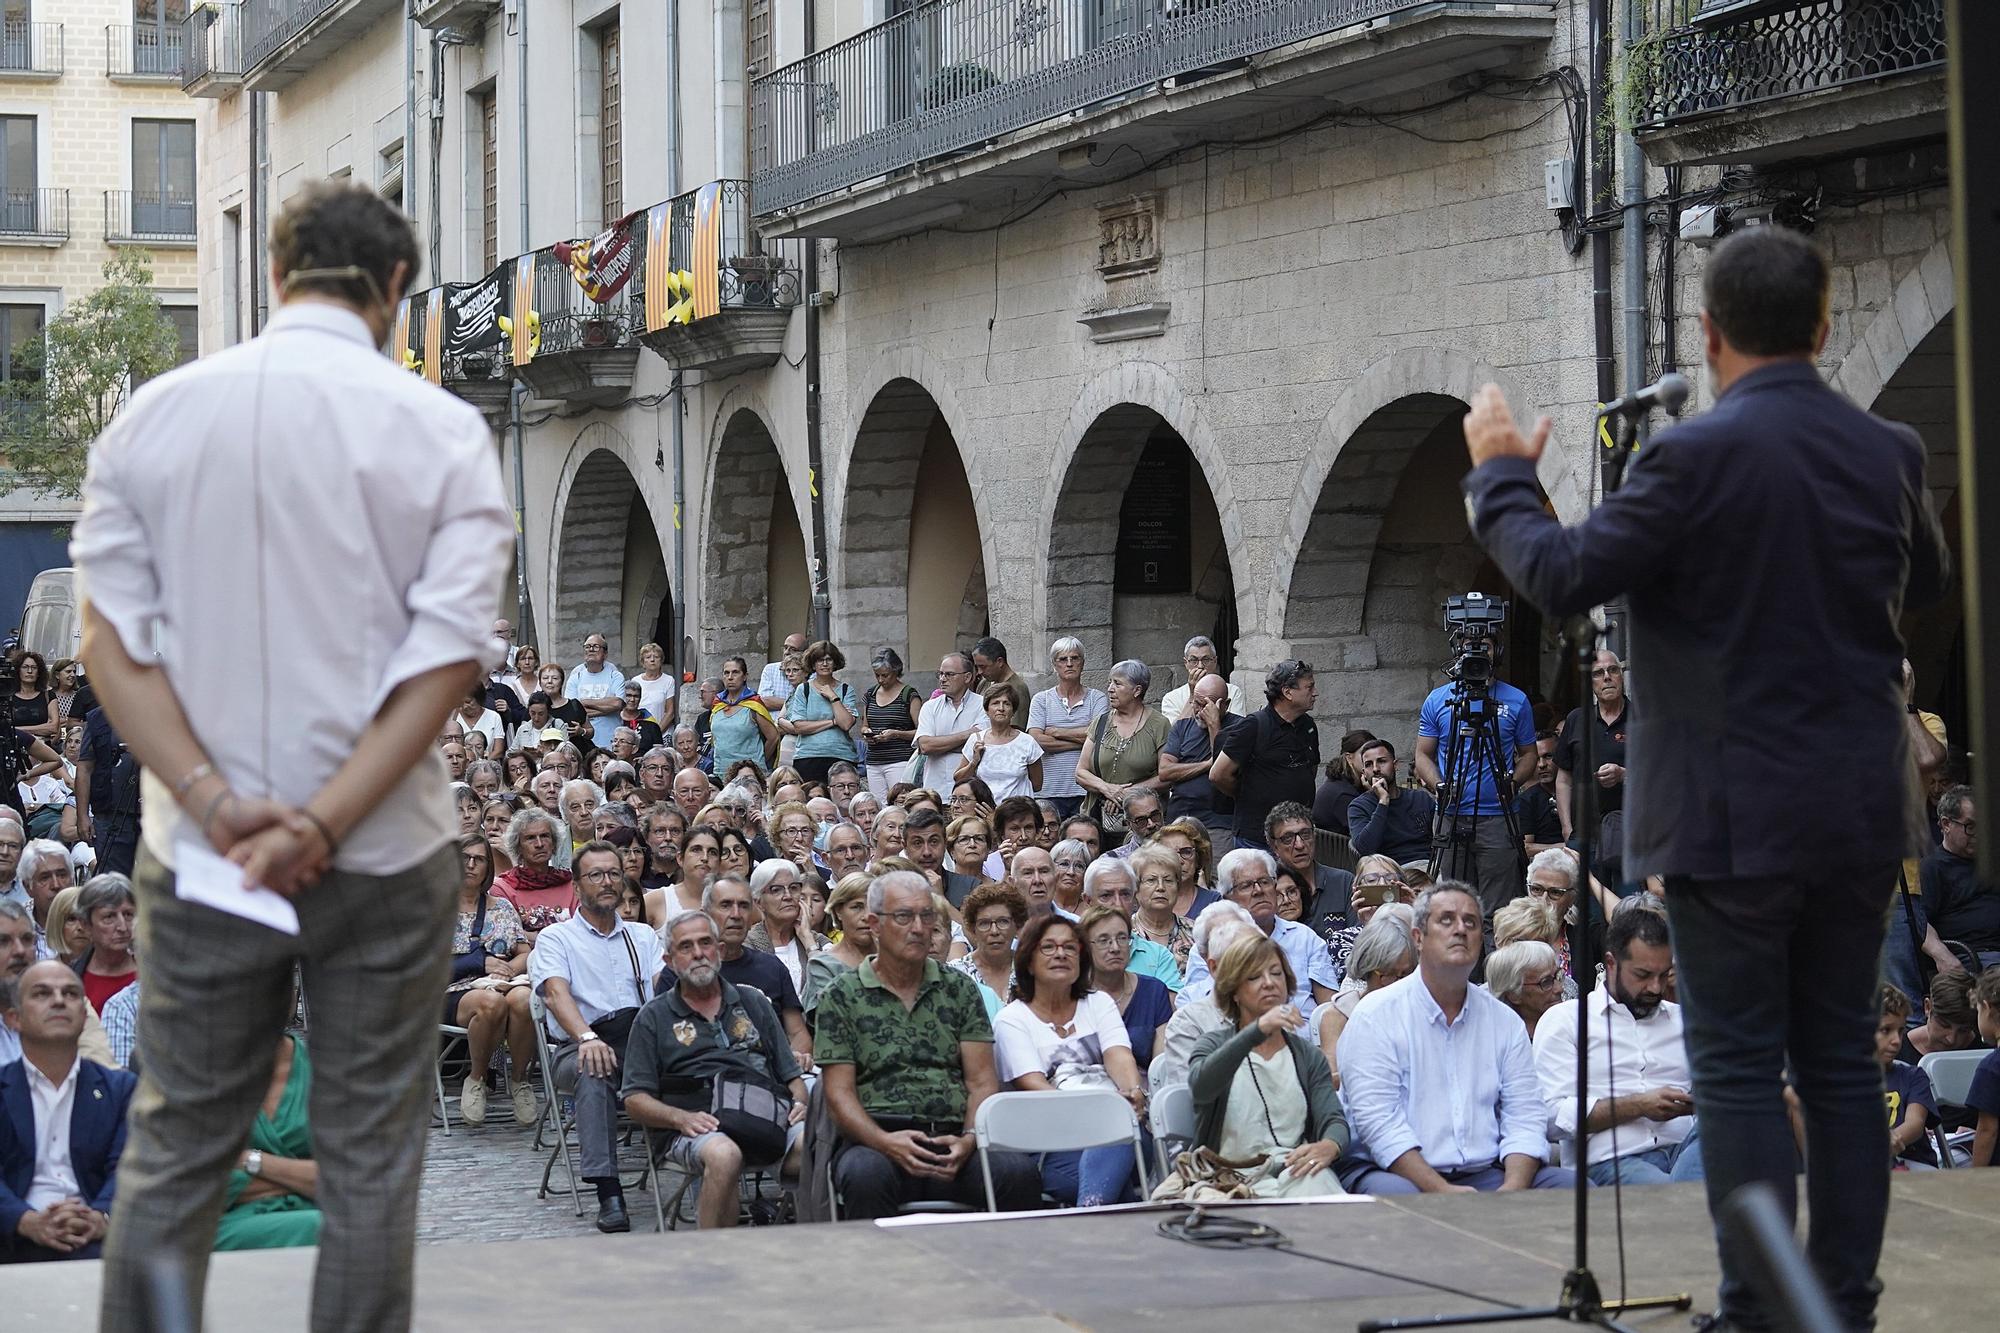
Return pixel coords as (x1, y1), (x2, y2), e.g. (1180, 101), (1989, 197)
(498, 864), (572, 895)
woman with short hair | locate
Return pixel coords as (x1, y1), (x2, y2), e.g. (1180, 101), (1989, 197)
(807, 872), (877, 1012)
(1048, 838), (1090, 917)
(1313, 905), (1416, 1087)
(72, 875), (139, 1010)
(847, 790), (881, 839)
(870, 805), (907, 861)
(1188, 935), (1348, 1197)
(560, 779), (605, 856)
(1486, 939), (1563, 1039)
(770, 800), (821, 874)
(1128, 844), (1194, 972)
(951, 880), (1028, 1018)
(746, 858), (825, 1005)
(1082, 904), (1174, 1070)
(444, 832), (537, 1125)
(630, 641), (677, 730)
(493, 807), (574, 942)
(1157, 819), (1218, 913)
(450, 782), (481, 837)
(955, 684), (1044, 802)
(779, 640), (859, 786)
(1074, 660), (1169, 842)
(860, 648), (921, 803)
(946, 815), (993, 883)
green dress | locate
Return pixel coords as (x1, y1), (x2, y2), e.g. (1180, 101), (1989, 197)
(214, 1033), (323, 1251)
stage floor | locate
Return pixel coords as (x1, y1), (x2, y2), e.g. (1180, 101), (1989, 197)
(13, 1174), (1995, 1331)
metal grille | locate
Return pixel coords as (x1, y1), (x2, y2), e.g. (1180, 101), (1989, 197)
(106, 189), (198, 242)
(1633, 0), (1945, 128)
(0, 187), (67, 239)
(750, 0), (1545, 214)
(664, 179), (805, 309)
(599, 21), (623, 225)
(181, 5), (243, 86)
(243, 0), (343, 70)
(481, 87), (499, 273)
(0, 18), (62, 75)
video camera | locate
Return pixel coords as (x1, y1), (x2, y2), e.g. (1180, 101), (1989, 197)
(1442, 592), (1508, 693)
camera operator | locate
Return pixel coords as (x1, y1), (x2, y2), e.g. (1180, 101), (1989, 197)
(1413, 611), (1537, 917)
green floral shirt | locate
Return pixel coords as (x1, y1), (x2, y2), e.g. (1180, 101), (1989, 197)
(812, 957), (992, 1122)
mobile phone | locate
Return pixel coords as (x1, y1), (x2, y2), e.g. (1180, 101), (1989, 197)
(1365, 882), (1400, 907)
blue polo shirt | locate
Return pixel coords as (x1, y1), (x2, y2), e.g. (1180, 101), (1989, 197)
(1418, 680), (1536, 817)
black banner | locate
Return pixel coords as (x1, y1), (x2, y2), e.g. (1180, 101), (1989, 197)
(1114, 436), (1191, 594)
(443, 266), (510, 358)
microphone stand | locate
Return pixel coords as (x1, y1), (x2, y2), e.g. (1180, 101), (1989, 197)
(1357, 410), (1690, 1332)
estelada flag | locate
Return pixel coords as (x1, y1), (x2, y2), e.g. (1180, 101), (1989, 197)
(554, 210), (642, 304)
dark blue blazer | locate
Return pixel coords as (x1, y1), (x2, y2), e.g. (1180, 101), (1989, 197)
(1464, 362), (1951, 880)
(0, 1057), (137, 1236)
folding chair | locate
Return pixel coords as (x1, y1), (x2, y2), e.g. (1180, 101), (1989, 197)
(433, 1023), (471, 1136)
(527, 988), (585, 1213)
(641, 1125), (701, 1232)
(973, 1087), (1149, 1212)
(1148, 1081), (1195, 1180)
(1917, 1049), (1986, 1168)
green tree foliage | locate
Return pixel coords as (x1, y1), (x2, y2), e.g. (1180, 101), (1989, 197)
(1, 252), (181, 499)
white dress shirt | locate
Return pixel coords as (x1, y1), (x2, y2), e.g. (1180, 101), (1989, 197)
(24, 1056), (81, 1210)
(1158, 679), (1249, 722)
(528, 912), (660, 1040)
(1336, 970), (1550, 1174)
(1532, 990), (1694, 1168)
(70, 303), (513, 875)
(1180, 915), (1337, 1010)
(913, 690), (988, 795)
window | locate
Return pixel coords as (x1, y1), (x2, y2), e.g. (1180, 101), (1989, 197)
(163, 303), (197, 366)
(479, 87), (497, 272)
(134, 1), (190, 77)
(132, 119), (195, 237)
(379, 141), (404, 206)
(0, 115), (34, 234)
(2, 2), (30, 76)
(0, 301), (41, 385)
(597, 21), (621, 223)
(748, 0), (771, 79)
(221, 207), (242, 345)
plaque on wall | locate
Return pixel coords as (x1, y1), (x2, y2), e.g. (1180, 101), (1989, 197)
(1114, 437), (1191, 594)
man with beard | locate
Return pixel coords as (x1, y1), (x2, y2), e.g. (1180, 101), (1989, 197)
(1532, 901), (1700, 1184)
(1553, 649), (1631, 844)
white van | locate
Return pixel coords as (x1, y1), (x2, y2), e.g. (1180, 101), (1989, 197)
(20, 567), (80, 662)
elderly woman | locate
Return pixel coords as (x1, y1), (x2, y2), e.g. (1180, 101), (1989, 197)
(1083, 905), (1174, 1071)
(560, 779), (606, 857)
(946, 815), (993, 884)
(493, 807), (574, 941)
(1486, 938), (1564, 1039)
(711, 656), (779, 776)
(464, 760), (505, 804)
(630, 640), (677, 730)
(1314, 905), (1417, 1087)
(956, 683), (1044, 803)
(1188, 935), (1349, 1197)
(1074, 660), (1170, 842)
(72, 876), (138, 1011)
(1158, 818), (1218, 911)
(444, 833), (538, 1126)
(1522, 846), (1585, 995)
(847, 790), (882, 839)
(746, 858), (825, 1005)
(778, 640), (860, 787)
(1273, 867), (1312, 924)
(43, 885), (88, 964)
(994, 913), (1148, 1208)
(859, 648), (921, 802)
(1155, 903), (1260, 1085)
(1128, 843), (1194, 972)
(806, 873), (877, 1012)
(1049, 838), (1090, 916)
(1324, 854), (1415, 977)
(951, 880), (1028, 1019)
(769, 800), (822, 875)
(870, 805), (908, 861)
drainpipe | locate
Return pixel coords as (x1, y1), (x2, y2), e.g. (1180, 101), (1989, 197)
(1619, 0), (1649, 437)
(509, 0), (532, 637)
(252, 90), (269, 332)
(1587, 0), (1616, 415)
(668, 0), (690, 681)
(403, 2), (416, 221)
(802, 0), (832, 644)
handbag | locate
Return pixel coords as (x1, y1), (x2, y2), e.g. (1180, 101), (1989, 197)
(579, 927), (652, 1050)
(711, 1067), (793, 1166)
(1148, 1146), (1275, 1202)
(1080, 712), (1128, 835)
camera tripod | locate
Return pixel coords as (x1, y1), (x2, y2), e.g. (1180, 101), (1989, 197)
(1426, 682), (1526, 908)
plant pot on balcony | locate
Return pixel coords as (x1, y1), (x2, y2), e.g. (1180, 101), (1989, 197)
(728, 255), (784, 308)
(924, 62), (997, 111)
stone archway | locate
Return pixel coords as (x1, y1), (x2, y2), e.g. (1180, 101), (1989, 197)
(700, 406), (810, 674)
(548, 423), (672, 668)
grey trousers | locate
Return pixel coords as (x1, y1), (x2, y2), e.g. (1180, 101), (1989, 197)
(1431, 811), (1524, 918)
(552, 1033), (630, 1182)
(100, 842), (458, 1333)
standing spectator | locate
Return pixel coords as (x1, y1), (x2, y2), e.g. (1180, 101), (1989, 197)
(612, 684), (663, 755)
(913, 654), (987, 797)
(629, 642), (677, 731)
(1074, 661), (1169, 842)
(1211, 660), (1320, 853)
(1517, 733), (1567, 859)
(710, 658), (778, 778)
(859, 650), (922, 803)
(957, 685), (1044, 802)
(538, 663), (594, 757)
(813, 871), (1041, 1217)
(1553, 650), (1630, 843)
(1180, 847), (1336, 1010)
(1921, 786), (1997, 970)
(1158, 636), (1248, 721)
(1313, 731), (1374, 836)
(508, 646), (543, 715)
(690, 677), (721, 754)
(1414, 634), (1537, 917)
(759, 632), (811, 712)
(1027, 638), (1108, 820)
(566, 635), (626, 751)
(968, 636), (1032, 725)
(9, 652), (53, 741)
(1157, 674), (1240, 852)
(780, 641), (860, 787)
(1346, 738), (1437, 865)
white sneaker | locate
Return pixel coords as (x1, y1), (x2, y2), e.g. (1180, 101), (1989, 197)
(511, 1083), (537, 1125)
(459, 1076), (488, 1125)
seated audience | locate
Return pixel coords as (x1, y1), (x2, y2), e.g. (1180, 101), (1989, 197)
(71, 877), (138, 1013)
(1188, 935), (1348, 1197)
(1006, 846), (1056, 920)
(807, 873), (876, 1014)
(1154, 903), (1258, 1086)
(813, 871), (1041, 1217)
(1048, 838), (1091, 917)
(1345, 738), (1436, 865)
(1900, 970), (1979, 1064)
(1336, 882), (1569, 1194)
(622, 909), (808, 1228)
(1312, 731), (1373, 836)
(1157, 818), (1218, 912)
(445, 833), (537, 1127)
(1266, 802), (1355, 928)
(1181, 848), (1336, 1010)
(0, 904), (112, 1069)
(1324, 854), (1415, 976)
(994, 914), (1147, 1207)
(1082, 905), (1174, 1070)
(1486, 939), (1563, 1040)
(951, 881), (1027, 1019)
(1079, 858), (1182, 990)
(216, 1027), (322, 1250)
(0, 961), (135, 1261)
(746, 859), (825, 1009)
(688, 875), (815, 1072)
(1968, 967), (2000, 1169)
(1875, 985), (1937, 1170)
(1129, 844), (1194, 972)
(1922, 786), (1998, 970)
(41, 887), (86, 966)
(1315, 905), (1417, 1088)
(494, 808), (575, 942)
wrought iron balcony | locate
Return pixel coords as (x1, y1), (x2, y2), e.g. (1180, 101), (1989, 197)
(412, 0), (502, 30)
(243, 0), (403, 91)
(0, 19), (63, 78)
(106, 191), (198, 247)
(0, 188), (68, 245)
(1632, 0), (1946, 167)
(638, 180), (804, 377)
(507, 232), (647, 408)
(752, 0), (1555, 228)
(107, 24), (186, 81)
(183, 5), (247, 95)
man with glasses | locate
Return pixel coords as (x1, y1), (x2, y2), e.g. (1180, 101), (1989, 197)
(1264, 801), (1355, 932)
(1553, 649), (1631, 845)
(673, 766), (714, 824)
(1922, 786), (1998, 971)
(567, 635), (627, 750)
(1104, 788), (1165, 861)
(1211, 660), (1320, 853)
(636, 747), (675, 805)
(1533, 902), (1700, 1186)
(1522, 847), (1592, 979)
(1180, 847), (1336, 1011)
(759, 633), (810, 712)
(913, 655), (987, 797)
(1159, 635), (1246, 721)
(813, 870), (1040, 1218)
(1028, 638), (1108, 820)
(530, 841), (664, 1232)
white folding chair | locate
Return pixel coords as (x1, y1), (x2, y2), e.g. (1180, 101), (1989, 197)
(433, 1023), (471, 1135)
(974, 1087), (1148, 1212)
(527, 988), (585, 1213)
(1147, 1082), (1195, 1180)
(1918, 1049), (1986, 1168)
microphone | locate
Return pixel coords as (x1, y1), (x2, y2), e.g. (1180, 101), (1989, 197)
(1597, 372), (1691, 420)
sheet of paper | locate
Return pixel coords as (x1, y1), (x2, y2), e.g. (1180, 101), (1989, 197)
(173, 833), (302, 936)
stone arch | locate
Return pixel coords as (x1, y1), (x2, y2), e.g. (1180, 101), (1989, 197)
(701, 404), (810, 673)
(547, 422), (673, 668)
(1829, 235), (1953, 420)
(1035, 362), (1252, 684)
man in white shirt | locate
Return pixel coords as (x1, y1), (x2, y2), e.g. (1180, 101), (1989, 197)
(566, 634), (627, 750)
(1157, 636), (1248, 721)
(758, 632), (809, 710)
(0, 903), (116, 1069)
(1533, 901), (1701, 1185)
(73, 183), (511, 1330)
(1335, 882), (1571, 1194)
(1180, 847), (1336, 1009)
(0, 960), (136, 1262)
(913, 654), (987, 796)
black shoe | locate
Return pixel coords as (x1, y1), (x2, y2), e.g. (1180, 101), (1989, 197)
(596, 1196), (630, 1233)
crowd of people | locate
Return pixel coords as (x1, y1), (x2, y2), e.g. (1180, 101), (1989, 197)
(3, 623), (1997, 1258)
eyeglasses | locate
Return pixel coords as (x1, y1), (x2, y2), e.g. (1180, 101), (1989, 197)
(973, 916), (1016, 934)
(953, 835), (988, 847)
(1088, 933), (1131, 950)
(1037, 941), (1081, 957)
(1234, 876), (1278, 893)
(882, 909), (941, 927)
(1944, 816), (1976, 833)
(462, 853), (489, 867)
(579, 869), (622, 883)
(764, 885), (803, 899)
(1524, 972), (1563, 991)
(1357, 873), (1402, 886)
(1272, 828), (1314, 845)
(1525, 881), (1571, 899)
(1590, 665), (1623, 678)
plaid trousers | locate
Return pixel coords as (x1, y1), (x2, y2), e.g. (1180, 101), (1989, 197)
(100, 841), (458, 1333)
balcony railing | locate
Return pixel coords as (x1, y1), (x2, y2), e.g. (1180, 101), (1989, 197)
(1632, 0), (1945, 128)
(0, 19), (63, 77)
(182, 5), (246, 91)
(0, 188), (68, 242)
(753, 0), (1503, 214)
(242, 0), (401, 84)
(106, 191), (197, 245)
(663, 180), (805, 313)
(107, 24), (186, 79)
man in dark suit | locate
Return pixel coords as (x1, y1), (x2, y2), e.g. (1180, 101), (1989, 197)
(1459, 226), (1950, 1332)
(2, 960), (136, 1262)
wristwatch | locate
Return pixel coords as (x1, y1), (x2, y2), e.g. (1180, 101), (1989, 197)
(578, 1029), (599, 1044)
(244, 1149), (264, 1178)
